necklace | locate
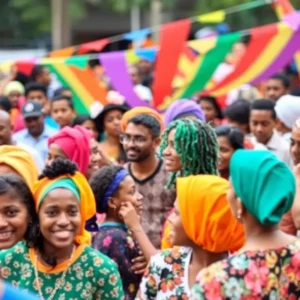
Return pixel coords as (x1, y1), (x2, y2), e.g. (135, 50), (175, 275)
(34, 245), (75, 300)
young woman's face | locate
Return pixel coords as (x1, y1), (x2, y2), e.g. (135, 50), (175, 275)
(0, 190), (30, 249)
(217, 136), (235, 172)
(103, 109), (123, 137)
(113, 176), (143, 216)
(169, 200), (191, 247)
(85, 139), (101, 179)
(82, 120), (99, 140)
(38, 188), (81, 250)
(200, 100), (217, 122)
(45, 143), (68, 167)
(162, 129), (182, 172)
(8, 91), (21, 108)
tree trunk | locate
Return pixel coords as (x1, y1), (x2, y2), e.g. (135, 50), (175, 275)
(51, 0), (71, 50)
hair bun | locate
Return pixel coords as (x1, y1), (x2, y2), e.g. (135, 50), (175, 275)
(39, 158), (78, 180)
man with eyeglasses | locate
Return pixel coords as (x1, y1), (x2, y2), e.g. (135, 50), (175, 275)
(120, 112), (175, 249)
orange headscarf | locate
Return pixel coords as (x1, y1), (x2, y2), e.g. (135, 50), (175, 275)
(121, 107), (165, 132)
(177, 175), (245, 253)
(0, 145), (39, 189)
(33, 172), (97, 245)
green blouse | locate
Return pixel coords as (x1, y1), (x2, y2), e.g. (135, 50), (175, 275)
(0, 242), (124, 300)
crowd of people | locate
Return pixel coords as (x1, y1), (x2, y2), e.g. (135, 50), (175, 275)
(0, 55), (299, 300)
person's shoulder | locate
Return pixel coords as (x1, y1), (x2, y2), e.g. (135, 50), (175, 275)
(0, 241), (29, 260)
(44, 124), (59, 136)
(96, 226), (128, 242)
(153, 247), (191, 262)
(13, 128), (27, 139)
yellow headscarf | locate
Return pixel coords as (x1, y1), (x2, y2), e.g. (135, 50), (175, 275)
(0, 145), (39, 189)
(177, 175), (245, 253)
(33, 172), (97, 245)
(3, 81), (25, 96)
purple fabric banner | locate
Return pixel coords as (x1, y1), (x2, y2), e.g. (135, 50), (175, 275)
(252, 28), (300, 84)
(99, 52), (149, 108)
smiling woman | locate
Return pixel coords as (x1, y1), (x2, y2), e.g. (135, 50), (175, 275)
(0, 174), (37, 250)
(0, 159), (124, 300)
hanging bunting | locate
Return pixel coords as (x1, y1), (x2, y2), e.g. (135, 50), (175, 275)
(78, 38), (110, 54)
(99, 51), (150, 108)
(49, 46), (76, 58)
(198, 10), (226, 23)
(152, 19), (191, 108)
(124, 28), (151, 41)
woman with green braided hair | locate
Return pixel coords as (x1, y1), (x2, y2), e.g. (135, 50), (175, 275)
(160, 119), (219, 249)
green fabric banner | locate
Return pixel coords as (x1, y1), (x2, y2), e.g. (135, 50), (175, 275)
(180, 32), (241, 98)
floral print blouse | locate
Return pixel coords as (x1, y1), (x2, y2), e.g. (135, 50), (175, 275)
(191, 239), (300, 300)
(137, 247), (192, 300)
(0, 242), (124, 300)
(93, 222), (142, 300)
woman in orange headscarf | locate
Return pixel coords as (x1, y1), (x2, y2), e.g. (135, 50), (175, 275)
(0, 158), (124, 300)
(137, 175), (245, 299)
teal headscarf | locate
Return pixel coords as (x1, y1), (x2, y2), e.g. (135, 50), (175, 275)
(230, 150), (295, 225)
(39, 178), (80, 208)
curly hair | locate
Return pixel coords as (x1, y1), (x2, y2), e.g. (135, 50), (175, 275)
(89, 165), (124, 213)
(33, 158), (78, 267)
(39, 158), (77, 180)
(160, 119), (219, 187)
(0, 174), (38, 248)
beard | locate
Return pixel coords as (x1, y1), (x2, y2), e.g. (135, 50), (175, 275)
(125, 147), (152, 162)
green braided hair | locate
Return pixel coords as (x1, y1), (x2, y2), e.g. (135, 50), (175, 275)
(160, 119), (219, 187)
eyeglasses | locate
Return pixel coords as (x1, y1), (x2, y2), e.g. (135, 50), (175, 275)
(120, 134), (146, 146)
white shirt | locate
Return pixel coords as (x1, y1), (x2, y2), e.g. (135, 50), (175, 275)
(250, 131), (293, 168)
(16, 141), (44, 173)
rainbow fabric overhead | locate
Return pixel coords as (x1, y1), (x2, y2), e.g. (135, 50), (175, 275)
(1, 18), (299, 113)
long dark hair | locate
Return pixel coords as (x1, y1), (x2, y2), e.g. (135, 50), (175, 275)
(0, 174), (38, 247)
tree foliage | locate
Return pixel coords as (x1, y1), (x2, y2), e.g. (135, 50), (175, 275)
(1, 0), (299, 46)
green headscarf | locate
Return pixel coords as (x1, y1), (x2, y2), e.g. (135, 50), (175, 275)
(230, 150), (295, 225)
(38, 178), (80, 208)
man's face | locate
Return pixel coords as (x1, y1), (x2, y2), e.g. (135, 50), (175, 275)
(250, 110), (275, 145)
(290, 126), (300, 165)
(0, 118), (11, 145)
(24, 115), (44, 138)
(40, 68), (51, 86)
(266, 79), (288, 101)
(26, 90), (48, 108)
(123, 123), (158, 162)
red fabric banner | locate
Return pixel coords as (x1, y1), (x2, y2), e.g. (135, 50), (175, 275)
(206, 23), (278, 94)
(152, 19), (191, 107)
(78, 39), (110, 54)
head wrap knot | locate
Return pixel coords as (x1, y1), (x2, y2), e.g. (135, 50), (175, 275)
(177, 175), (245, 253)
(230, 150), (295, 225)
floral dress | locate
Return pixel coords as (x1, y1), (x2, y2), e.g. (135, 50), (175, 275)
(93, 222), (142, 300)
(137, 247), (192, 300)
(0, 241), (124, 300)
(191, 239), (300, 300)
